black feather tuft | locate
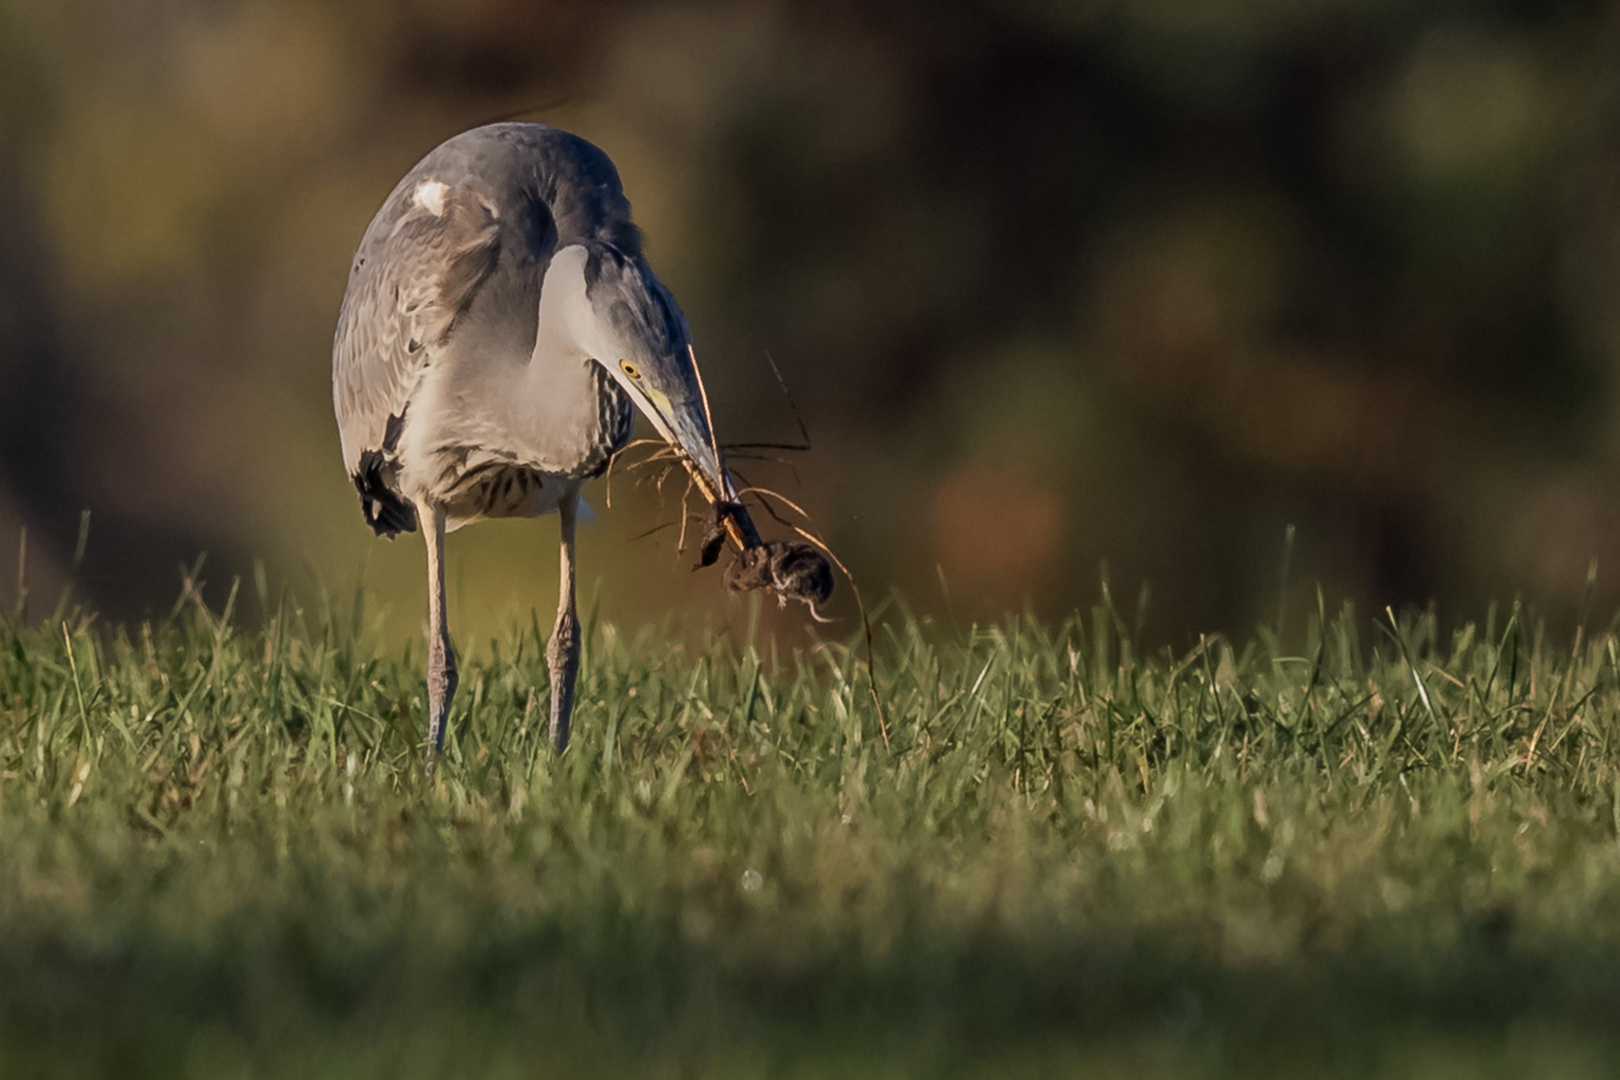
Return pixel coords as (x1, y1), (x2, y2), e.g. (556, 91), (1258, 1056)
(354, 450), (417, 538)
(383, 408), (408, 452)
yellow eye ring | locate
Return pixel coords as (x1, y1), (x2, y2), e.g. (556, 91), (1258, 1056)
(619, 360), (640, 379)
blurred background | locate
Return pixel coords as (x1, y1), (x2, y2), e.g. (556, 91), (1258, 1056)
(2, 0), (1620, 649)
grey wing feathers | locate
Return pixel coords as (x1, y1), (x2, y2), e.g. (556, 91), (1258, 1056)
(332, 184), (502, 473)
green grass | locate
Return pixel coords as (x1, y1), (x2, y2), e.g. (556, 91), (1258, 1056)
(6, 580), (1620, 1078)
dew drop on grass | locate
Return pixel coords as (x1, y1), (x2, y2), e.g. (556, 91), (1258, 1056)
(741, 869), (762, 892)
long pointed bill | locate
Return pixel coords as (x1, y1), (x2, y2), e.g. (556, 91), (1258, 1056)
(626, 357), (763, 552)
(630, 385), (732, 503)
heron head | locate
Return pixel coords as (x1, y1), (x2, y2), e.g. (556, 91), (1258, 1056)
(545, 243), (730, 498)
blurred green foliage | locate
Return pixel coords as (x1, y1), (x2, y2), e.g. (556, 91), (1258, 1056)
(1, 0), (1619, 645)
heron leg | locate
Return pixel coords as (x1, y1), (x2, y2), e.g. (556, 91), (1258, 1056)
(547, 490), (581, 751)
(420, 501), (458, 776)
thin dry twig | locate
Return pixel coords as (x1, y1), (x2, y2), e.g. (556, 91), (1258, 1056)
(789, 525), (888, 749)
(732, 485), (816, 527)
(618, 347), (890, 749)
(762, 351), (812, 451)
(722, 486), (889, 749)
(687, 344), (729, 498)
(677, 472), (698, 553)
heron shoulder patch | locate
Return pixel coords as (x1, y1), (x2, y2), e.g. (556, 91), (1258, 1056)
(412, 180), (450, 217)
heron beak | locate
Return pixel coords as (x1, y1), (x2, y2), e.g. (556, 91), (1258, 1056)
(632, 386), (732, 501)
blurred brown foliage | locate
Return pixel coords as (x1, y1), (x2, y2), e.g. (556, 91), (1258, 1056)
(2, 0), (1619, 645)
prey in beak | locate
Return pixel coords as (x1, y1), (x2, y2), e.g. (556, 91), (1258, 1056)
(578, 242), (834, 613)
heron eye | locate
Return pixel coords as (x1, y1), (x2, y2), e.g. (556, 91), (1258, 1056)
(620, 360), (641, 380)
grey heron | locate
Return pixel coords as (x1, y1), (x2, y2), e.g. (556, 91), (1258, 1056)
(332, 122), (743, 768)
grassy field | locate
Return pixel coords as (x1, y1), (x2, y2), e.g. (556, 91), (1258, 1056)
(5, 578), (1620, 1078)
